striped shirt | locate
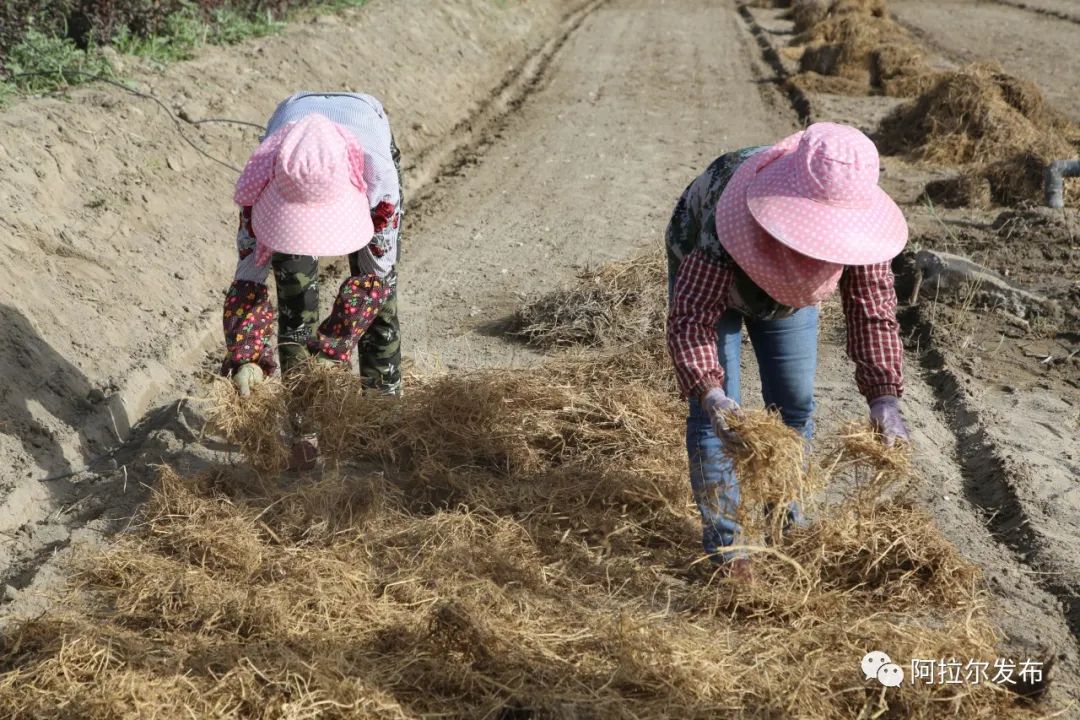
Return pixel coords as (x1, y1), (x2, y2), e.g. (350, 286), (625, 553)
(666, 150), (904, 403)
(234, 92), (403, 282)
(265, 92), (400, 209)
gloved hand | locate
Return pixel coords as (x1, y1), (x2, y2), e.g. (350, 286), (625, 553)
(314, 352), (341, 367)
(869, 395), (910, 447)
(232, 363), (264, 397)
(702, 387), (743, 446)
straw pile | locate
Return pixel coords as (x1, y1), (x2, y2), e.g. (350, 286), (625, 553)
(880, 62), (1080, 205)
(779, 0), (1078, 206)
(791, 0), (887, 33)
(510, 252), (666, 349)
(923, 173), (994, 210)
(787, 0), (936, 97)
(0, 351), (1054, 717)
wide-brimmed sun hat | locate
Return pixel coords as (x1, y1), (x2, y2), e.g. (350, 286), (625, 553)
(234, 113), (373, 265)
(714, 122), (908, 307)
(747, 122), (907, 264)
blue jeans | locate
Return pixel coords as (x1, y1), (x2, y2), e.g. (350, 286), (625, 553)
(686, 306), (819, 560)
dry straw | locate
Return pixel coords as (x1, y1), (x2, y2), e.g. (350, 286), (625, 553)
(205, 375), (290, 474)
(784, 0), (1079, 206)
(511, 252), (666, 349)
(786, 0), (935, 97)
(876, 59), (1079, 205)
(0, 365), (1054, 717)
(0, 265), (1055, 717)
(720, 410), (824, 547)
(879, 63), (1075, 167)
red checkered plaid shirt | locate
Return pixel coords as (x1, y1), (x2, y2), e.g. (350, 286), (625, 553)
(667, 248), (904, 402)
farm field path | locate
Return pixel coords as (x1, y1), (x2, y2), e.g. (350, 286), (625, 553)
(400, 0), (798, 371)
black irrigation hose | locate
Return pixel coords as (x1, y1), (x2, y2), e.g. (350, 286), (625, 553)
(191, 117), (267, 132)
(8, 70), (263, 173)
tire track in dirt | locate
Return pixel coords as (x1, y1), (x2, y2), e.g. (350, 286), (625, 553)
(736, 2), (812, 126)
(987, 0), (1080, 25)
(403, 0), (610, 209)
(908, 315), (1080, 645)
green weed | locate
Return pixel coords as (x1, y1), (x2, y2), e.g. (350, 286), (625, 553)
(113, 7), (206, 63)
(207, 7), (285, 46)
(3, 29), (113, 93)
(315, 0), (370, 11)
(1, 0), (364, 99)
(114, 3), (285, 64)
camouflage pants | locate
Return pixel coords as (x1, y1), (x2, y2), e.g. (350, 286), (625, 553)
(272, 254), (402, 395)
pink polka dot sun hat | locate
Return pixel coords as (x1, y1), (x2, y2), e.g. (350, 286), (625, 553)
(715, 122), (908, 308)
(234, 113), (374, 265)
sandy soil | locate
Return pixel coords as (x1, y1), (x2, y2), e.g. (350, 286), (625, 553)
(401, 0), (798, 372)
(3, 0), (1080, 706)
(891, 0), (1080, 122)
(991, 0), (1080, 19)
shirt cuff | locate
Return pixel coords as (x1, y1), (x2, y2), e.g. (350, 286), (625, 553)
(689, 374), (725, 403)
(863, 384), (901, 402)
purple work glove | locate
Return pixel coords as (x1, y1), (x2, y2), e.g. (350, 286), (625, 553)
(869, 395), (910, 447)
(702, 387), (743, 446)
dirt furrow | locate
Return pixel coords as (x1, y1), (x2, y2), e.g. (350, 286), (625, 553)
(402, 0), (609, 209)
(401, 0), (798, 372)
(736, 2), (813, 126)
(988, 0), (1080, 24)
(918, 344), (1080, 641)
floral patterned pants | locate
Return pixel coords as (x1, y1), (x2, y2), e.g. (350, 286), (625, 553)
(272, 253), (402, 395)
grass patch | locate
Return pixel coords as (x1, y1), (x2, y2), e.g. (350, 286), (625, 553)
(112, 4), (285, 65)
(1, 0), (367, 98)
(2, 29), (113, 94)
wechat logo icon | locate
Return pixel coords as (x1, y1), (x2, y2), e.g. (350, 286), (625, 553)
(862, 651), (905, 687)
